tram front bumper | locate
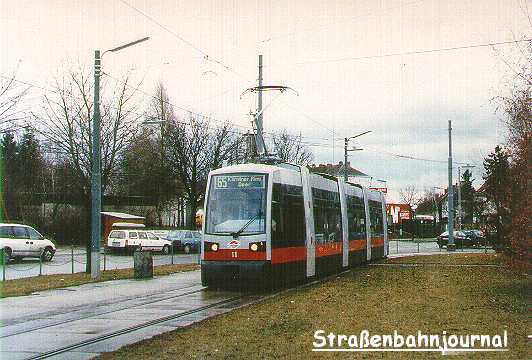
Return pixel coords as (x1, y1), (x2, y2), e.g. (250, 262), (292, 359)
(201, 261), (269, 284)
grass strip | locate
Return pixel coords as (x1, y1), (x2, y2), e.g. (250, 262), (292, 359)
(100, 254), (529, 360)
(0, 264), (199, 298)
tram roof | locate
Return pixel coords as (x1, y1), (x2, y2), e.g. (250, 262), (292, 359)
(209, 162), (301, 175)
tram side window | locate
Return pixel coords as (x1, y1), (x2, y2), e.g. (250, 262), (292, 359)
(369, 201), (384, 235)
(312, 188), (342, 244)
(347, 195), (366, 239)
(271, 183), (306, 248)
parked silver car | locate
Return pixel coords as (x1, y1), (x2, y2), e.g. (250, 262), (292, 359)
(0, 223), (56, 261)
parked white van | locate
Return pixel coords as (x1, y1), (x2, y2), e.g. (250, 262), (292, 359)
(107, 225), (172, 254)
(0, 223), (56, 261)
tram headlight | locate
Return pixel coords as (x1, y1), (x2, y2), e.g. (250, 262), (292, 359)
(249, 241), (266, 252)
(204, 242), (219, 252)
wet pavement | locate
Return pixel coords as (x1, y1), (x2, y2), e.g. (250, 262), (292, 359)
(0, 270), (252, 359)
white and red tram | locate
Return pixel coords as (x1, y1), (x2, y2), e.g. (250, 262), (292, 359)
(201, 162), (388, 288)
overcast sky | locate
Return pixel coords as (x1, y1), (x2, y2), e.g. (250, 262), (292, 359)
(1, 0), (530, 202)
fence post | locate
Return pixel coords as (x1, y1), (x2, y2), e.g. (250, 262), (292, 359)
(39, 248), (43, 276)
(171, 242), (174, 265)
(417, 239), (420, 253)
(396, 239), (399, 254)
(2, 248), (5, 281)
(71, 245), (74, 274)
(103, 245), (106, 272)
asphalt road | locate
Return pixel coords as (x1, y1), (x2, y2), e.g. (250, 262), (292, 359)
(2, 240), (492, 281)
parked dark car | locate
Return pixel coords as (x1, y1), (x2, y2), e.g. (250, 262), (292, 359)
(462, 230), (485, 245)
(163, 230), (202, 253)
(436, 230), (475, 248)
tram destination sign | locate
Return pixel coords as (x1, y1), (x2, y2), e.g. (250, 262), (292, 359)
(214, 175), (265, 189)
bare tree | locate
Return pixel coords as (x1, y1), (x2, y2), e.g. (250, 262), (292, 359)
(124, 82), (182, 226)
(399, 185), (421, 209)
(164, 115), (243, 228)
(0, 69), (29, 133)
(271, 130), (313, 165)
(32, 65), (141, 200)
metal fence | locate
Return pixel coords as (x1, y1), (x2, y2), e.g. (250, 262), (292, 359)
(387, 237), (492, 256)
(0, 246), (201, 281)
(1, 239), (492, 281)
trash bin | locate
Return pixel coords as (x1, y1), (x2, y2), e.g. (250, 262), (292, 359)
(134, 248), (153, 279)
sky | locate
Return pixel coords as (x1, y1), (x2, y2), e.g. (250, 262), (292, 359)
(1, 0), (530, 202)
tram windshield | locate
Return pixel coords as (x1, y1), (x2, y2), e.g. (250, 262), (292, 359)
(205, 174), (267, 235)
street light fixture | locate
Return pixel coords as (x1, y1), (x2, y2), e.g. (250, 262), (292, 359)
(90, 36), (149, 279)
(343, 131), (371, 182)
(456, 164), (475, 231)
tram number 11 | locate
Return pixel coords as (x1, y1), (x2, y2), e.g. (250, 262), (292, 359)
(231, 251), (238, 258)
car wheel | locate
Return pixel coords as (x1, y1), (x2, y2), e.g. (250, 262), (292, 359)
(3, 247), (12, 260)
(184, 244), (191, 254)
(41, 247), (54, 262)
(162, 245), (170, 255)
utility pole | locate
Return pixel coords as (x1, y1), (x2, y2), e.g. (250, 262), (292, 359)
(447, 120), (455, 251)
(257, 54), (263, 137)
(344, 138), (349, 182)
(343, 131), (371, 182)
(457, 166), (462, 231)
(90, 50), (102, 277)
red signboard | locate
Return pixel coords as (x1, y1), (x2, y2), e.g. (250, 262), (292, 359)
(386, 203), (412, 224)
(369, 187), (387, 194)
(399, 210), (411, 220)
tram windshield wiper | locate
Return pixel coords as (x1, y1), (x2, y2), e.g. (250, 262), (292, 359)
(230, 210), (263, 239)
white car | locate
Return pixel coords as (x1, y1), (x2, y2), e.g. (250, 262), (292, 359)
(107, 229), (172, 254)
(0, 223), (56, 262)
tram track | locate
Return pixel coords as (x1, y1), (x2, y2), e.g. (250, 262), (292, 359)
(24, 274), (343, 360)
(0, 283), (206, 338)
(26, 294), (245, 360)
(6, 268), (357, 359)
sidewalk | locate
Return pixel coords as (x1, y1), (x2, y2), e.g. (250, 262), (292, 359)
(0, 270), (220, 359)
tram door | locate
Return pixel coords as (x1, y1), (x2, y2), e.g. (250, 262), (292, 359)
(363, 188), (372, 261)
(301, 167), (315, 277)
(338, 181), (349, 267)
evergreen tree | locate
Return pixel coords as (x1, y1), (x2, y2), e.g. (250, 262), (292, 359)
(1, 132), (20, 219)
(460, 169), (475, 224)
(482, 146), (511, 249)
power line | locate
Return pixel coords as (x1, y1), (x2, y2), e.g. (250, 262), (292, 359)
(118, 0), (251, 82)
(101, 72), (251, 131)
(1, 75), (250, 137)
(0, 76), (486, 168)
(260, 0), (426, 44)
(277, 98), (335, 135)
(296, 38), (532, 65)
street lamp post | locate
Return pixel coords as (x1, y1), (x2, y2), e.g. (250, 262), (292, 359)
(447, 120), (455, 251)
(343, 131), (371, 182)
(456, 164), (475, 231)
(90, 37), (149, 279)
